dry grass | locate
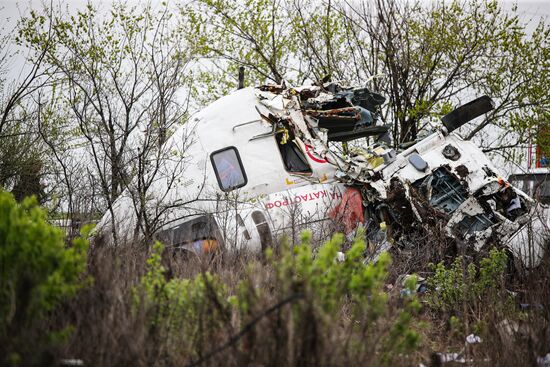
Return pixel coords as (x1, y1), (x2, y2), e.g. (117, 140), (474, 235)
(23, 235), (550, 367)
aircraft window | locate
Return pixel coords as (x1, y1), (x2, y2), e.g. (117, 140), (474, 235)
(155, 215), (223, 253)
(276, 132), (312, 174)
(210, 147), (247, 191)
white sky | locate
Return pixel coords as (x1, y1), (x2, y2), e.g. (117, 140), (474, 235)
(2, 0), (548, 33)
(1, 0), (548, 84)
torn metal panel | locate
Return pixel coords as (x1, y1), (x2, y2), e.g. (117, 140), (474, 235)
(440, 95), (495, 133)
(256, 82), (546, 267)
(415, 167), (468, 214)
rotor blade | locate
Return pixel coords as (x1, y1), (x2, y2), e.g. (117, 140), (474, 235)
(441, 96), (495, 133)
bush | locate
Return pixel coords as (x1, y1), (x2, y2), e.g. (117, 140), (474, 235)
(0, 191), (89, 366)
(424, 248), (519, 362)
(134, 241), (231, 363)
(427, 248), (510, 316)
(134, 231), (422, 366)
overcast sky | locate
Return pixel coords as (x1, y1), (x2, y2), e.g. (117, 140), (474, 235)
(2, 0), (548, 26)
(1, 0), (548, 84)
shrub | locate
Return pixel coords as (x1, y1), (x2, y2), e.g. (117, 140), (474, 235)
(426, 248), (510, 315)
(425, 247), (516, 359)
(134, 231), (422, 366)
(134, 241), (231, 363)
(0, 191), (90, 366)
(262, 231), (422, 365)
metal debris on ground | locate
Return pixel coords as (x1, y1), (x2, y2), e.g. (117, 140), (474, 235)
(465, 334), (482, 344)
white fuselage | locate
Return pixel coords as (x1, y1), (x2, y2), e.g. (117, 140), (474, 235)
(95, 88), (344, 250)
(95, 86), (548, 268)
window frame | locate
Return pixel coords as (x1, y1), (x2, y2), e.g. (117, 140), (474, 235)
(210, 146), (248, 192)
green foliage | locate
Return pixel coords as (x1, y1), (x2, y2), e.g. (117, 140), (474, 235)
(179, 0), (548, 148)
(265, 232), (422, 363)
(134, 241), (231, 359)
(273, 231), (393, 317)
(0, 124), (46, 202)
(0, 190), (90, 365)
(136, 232), (421, 364)
(179, 0), (297, 104)
(427, 248), (510, 314)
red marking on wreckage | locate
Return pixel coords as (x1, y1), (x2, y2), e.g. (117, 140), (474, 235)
(305, 144), (328, 164)
(329, 187), (364, 234)
(264, 189), (342, 209)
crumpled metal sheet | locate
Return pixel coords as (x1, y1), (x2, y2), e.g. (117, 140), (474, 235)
(253, 81), (547, 267)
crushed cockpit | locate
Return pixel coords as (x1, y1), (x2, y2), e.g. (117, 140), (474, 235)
(254, 81), (548, 268)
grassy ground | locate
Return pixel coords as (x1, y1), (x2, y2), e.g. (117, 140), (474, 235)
(31, 233), (549, 367)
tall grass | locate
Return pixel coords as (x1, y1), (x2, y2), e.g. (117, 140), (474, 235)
(2, 199), (549, 366)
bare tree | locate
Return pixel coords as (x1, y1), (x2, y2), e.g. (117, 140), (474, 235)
(19, 3), (194, 244)
(0, 7), (55, 200)
(335, 0), (549, 146)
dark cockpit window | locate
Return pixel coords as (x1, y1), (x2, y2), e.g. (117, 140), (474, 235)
(155, 215), (223, 254)
(210, 147), (248, 191)
(276, 132), (312, 174)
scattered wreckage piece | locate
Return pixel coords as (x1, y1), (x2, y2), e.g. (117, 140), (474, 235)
(440, 95), (494, 133)
(359, 132), (546, 267)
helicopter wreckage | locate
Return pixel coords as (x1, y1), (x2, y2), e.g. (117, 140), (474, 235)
(95, 81), (548, 268)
